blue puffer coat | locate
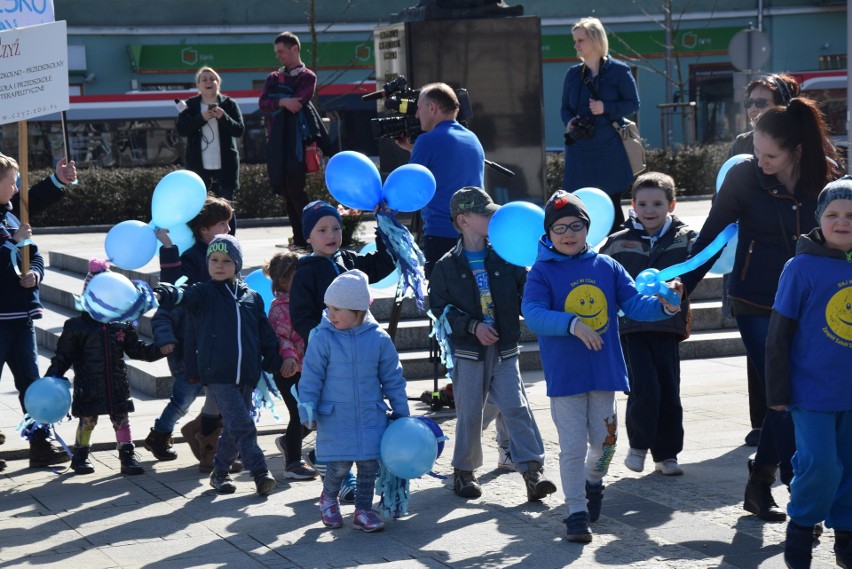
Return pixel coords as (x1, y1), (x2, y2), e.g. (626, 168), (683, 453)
(297, 312), (409, 462)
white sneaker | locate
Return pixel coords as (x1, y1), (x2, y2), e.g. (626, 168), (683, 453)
(624, 448), (647, 472)
(655, 459), (684, 476)
(497, 448), (515, 471)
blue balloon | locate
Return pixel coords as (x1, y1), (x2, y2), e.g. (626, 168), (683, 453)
(716, 154), (751, 193)
(324, 151), (382, 210)
(80, 271), (156, 324)
(24, 376), (72, 425)
(151, 170), (207, 228)
(359, 241), (400, 289)
(380, 417), (439, 479)
(488, 201), (545, 267)
(382, 164), (436, 212)
(573, 187), (615, 247)
(635, 268), (682, 306)
(657, 222), (739, 282)
(415, 416), (447, 459)
(709, 230), (738, 275)
(105, 220), (157, 270)
(163, 222), (195, 255)
(244, 269), (274, 314)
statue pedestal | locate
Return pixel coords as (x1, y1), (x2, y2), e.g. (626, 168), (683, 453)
(373, 16), (546, 203)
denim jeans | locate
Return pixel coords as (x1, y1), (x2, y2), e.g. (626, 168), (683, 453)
(736, 314), (796, 484)
(323, 459), (379, 511)
(153, 355), (203, 434)
(0, 318), (40, 411)
(207, 383), (267, 474)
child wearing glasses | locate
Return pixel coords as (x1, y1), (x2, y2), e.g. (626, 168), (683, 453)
(522, 190), (681, 543)
(600, 173), (697, 477)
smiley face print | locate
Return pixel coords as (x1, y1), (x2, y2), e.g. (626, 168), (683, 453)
(825, 286), (852, 343)
(565, 284), (609, 333)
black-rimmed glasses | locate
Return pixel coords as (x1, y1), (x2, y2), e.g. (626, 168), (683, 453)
(549, 221), (587, 234)
(744, 98), (770, 110)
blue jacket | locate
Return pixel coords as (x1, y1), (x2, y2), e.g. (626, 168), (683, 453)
(522, 239), (670, 397)
(561, 56), (639, 195)
(157, 279), (281, 387)
(298, 312), (409, 462)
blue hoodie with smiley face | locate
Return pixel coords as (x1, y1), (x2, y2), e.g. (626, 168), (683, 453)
(522, 238), (670, 397)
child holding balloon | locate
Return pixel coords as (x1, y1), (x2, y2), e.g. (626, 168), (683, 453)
(46, 259), (165, 476)
(765, 178), (852, 568)
(522, 190), (681, 543)
(297, 270), (410, 532)
(600, 172), (697, 476)
(144, 196), (233, 469)
(428, 187), (556, 503)
(263, 250), (317, 480)
(156, 235), (282, 496)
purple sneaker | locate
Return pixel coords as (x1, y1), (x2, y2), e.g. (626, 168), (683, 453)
(319, 493), (343, 529)
(353, 509), (385, 533)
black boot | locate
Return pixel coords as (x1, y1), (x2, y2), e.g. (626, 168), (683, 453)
(118, 444), (144, 475)
(29, 430), (71, 468)
(784, 521), (814, 568)
(71, 446), (95, 475)
(143, 429), (178, 461)
(836, 530), (852, 569)
(743, 459), (786, 522)
(521, 461), (557, 502)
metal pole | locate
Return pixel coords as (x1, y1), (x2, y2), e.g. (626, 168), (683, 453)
(664, 0), (673, 148)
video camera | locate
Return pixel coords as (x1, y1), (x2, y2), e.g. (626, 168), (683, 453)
(365, 75), (472, 142)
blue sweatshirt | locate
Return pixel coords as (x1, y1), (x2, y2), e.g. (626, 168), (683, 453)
(522, 239), (671, 397)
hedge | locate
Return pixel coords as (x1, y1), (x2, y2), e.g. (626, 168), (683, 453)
(29, 144), (729, 228)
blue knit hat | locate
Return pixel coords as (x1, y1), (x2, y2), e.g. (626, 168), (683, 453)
(816, 176), (852, 221)
(302, 200), (342, 240)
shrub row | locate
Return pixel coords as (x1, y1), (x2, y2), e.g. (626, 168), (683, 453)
(29, 144), (728, 228)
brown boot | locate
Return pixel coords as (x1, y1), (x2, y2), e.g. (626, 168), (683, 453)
(180, 415), (203, 460)
(196, 429), (220, 473)
(29, 431), (71, 468)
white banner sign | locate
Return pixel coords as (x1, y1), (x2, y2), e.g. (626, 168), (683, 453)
(0, 20), (69, 125)
(0, 0), (55, 30)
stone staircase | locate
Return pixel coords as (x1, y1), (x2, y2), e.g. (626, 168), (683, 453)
(37, 250), (743, 398)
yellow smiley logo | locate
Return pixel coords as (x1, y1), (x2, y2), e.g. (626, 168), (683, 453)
(565, 284), (609, 333)
(825, 287), (852, 342)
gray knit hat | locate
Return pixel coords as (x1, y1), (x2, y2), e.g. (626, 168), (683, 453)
(324, 269), (371, 311)
(207, 234), (243, 275)
(816, 176), (852, 221)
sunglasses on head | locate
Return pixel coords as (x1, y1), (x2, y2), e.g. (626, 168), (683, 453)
(744, 98), (770, 110)
(549, 221), (587, 234)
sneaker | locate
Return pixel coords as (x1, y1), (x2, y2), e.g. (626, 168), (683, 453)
(274, 435), (288, 468)
(353, 509), (385, 533)
(497, 448), (515, 471)
(453, 469), (482, 499)
(585, 481), (604, 523)
(624, 448), (647, 473)
(655, 459), (684, 476)
(253, 470), (276, 496)
(209, 468), (237, 494)
(564, 511), (593, 543)
(339, 471), (357, 503)
(744, 428), (761, 447)
(305, 449), (327, 478)
(522, 463), (557, 502)
(319, 493), (343, 528)
(283, 461), (319, 480)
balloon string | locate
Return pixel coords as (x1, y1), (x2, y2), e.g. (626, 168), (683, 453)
(658, 222), (738, 282)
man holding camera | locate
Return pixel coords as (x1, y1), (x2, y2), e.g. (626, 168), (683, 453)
(396, 83), (485, 277)
(259, 31), (317, 248)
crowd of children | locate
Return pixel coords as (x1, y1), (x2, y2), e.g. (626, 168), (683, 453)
(4, 158), (850, 562)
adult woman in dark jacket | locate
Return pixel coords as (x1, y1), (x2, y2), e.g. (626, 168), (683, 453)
(561, 17), (640, 233)
(176, 66), (244, 232)
(681, 97), (842, 523)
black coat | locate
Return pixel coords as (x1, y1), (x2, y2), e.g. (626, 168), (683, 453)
(46, 313), (163, 417)
(176, 94), (244, 190)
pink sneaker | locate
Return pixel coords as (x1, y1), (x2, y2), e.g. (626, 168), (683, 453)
(319, 493), (343, 529)
(353, 509), (385, 533)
